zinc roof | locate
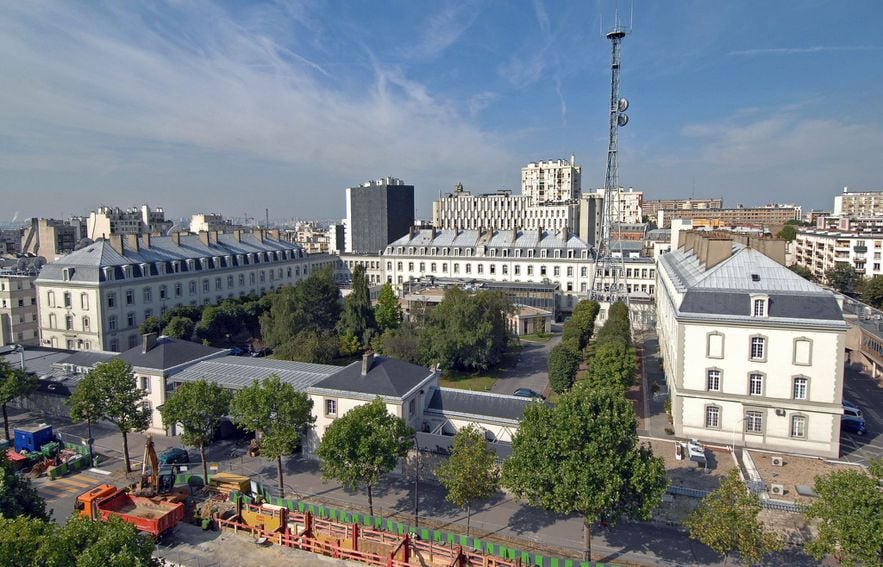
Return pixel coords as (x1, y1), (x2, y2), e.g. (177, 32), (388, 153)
(171, 356), (338, 391)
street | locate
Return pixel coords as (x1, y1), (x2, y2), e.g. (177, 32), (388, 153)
(839, 366), (883, 466)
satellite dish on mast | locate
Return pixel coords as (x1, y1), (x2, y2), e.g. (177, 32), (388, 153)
(618, 98), (629, 112)
(617, 114), (629, 127)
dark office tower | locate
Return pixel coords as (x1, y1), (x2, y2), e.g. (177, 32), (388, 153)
(345, 177), (415, 253)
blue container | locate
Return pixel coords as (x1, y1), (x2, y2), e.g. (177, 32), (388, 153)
(13, 424), (53, 453)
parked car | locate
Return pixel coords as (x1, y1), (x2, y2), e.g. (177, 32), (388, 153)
(841, 415), (866, 436)
(513, 388), (545, 400)
(843, 406), (864, 420)
(158, 447), (190, 466)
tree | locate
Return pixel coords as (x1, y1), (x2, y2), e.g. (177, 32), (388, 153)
(435, 424), (500, 536)
(586, 339), (638, 390)
(338, 264), (376, 346)
(260, 267), (341, 348)
(0, 515), (49, 566)
(685, 469), (782, 565)
(788, 264), (816, 282)
(570, 300), (601, 349)
(502, 383), (668, 562)
(776, 224), (797, 242)
(230, 376), (315, 497)
(273, 329), (339, 363)
(160, 379), (231, 484)
(825, 263), (860, 294)
(138, 316), (162, 336)
(0, 359), (36, 442)
(548, 343), (580, 393)
(74, 359), (150, 473)
(862, 275), (883, 309)
(68, 377), (104, 467)
(375, 323), (422, 365)
(316, 397), (413, 516)
(162, 315), (195, 340)
(375, 283), (402, 332)
(804, 468), (883, 566)
(0, 451), (47, 520)
(420, 288), (513, 371)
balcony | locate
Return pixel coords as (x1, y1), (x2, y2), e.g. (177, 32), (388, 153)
(854, 245), (868, 253)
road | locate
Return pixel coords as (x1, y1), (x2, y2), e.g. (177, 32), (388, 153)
(840, 365), (883, 465)
(491, 326), (560, 396)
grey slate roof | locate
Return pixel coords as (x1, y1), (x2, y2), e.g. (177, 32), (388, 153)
(1, 348), (73, 377)
(426, 388), (535, 422)
(117, 337), (224, 371)
(310, 356), (433, 398)
(171, 356), (338, 391)
(386, 228), (589, 251)
(57, 351), (116, 368)
(415, 431), (512, 460)
(679, 291), (844, 320)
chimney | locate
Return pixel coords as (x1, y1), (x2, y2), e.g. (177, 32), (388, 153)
(210, 230), (220, 245)
(361, 350), (374, 376)
(172, 231), (181, 246)
(253, 228), (265, 243)
(431, 227), (437, 240)
(704, 237), (733, 269)
(198, 231), (210, 246)
(562, 225), (569, 242)
(142, 332), (158, 354)
(140, 233), (151, 249)
(269, 229), (281, 240)
(126, 233), (140, 252)
(409, 226), (416, 240)
(109, 234), (124, 255)
(234, 229), (243, 242)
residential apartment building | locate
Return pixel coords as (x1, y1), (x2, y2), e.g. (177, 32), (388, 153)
(578, 188), (643, 245)
(656, 232), (847, 458)
(793, 228), (883, 281)
(87, 204), (173, 240)
(292, 221), (334, 255)
(35, 230), (333, 352)
(345, 177), (414, 253)
(642, 198), (722, 222)
(657, 205), (801, 229)
(190, 214), (247, 234)
(20, 218), (86, 259)
(432, 185), (579, 233)
(337, 253), (385, 286)
(520, 158), (581, 203)
(833, 187), (883, 217)
(0, 273), (39, 346)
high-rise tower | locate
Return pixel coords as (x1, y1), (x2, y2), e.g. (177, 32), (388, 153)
(590, 18), (630, 304)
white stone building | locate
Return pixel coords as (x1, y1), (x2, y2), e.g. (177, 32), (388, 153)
(793, 228), (883, 282)
(432, 185), (579, 233)
(656, 232), (847, 458)
(0, 273), (39, 346)
(35, 230), (333, 352)
(87, 205), (173, 240)
(833, 187), (883, 217)
(520, 158), (581, 203)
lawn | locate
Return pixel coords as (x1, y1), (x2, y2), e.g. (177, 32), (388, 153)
(518, 332), (553, 343)
(438, 350), (521, 392)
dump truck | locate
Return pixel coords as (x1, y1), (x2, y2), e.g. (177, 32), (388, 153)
(75, 484), (184, 539)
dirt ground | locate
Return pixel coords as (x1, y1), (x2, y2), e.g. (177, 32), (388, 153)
(647, 439), (739, 492)
(748, 451), (863, 504)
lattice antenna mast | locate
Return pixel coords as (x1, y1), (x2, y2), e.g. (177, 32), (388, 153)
(591, 13), (631, 303)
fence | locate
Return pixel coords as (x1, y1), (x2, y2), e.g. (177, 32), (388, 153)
(47, 442), (92, 480)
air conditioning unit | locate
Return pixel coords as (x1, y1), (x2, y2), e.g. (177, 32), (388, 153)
(771, 456), (784, 467)
(770, 483), (785, 496)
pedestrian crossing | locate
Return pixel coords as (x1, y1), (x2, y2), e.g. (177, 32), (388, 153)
(37, 474), (103, 499)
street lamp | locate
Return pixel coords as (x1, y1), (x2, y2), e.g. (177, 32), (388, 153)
(400, 434), (420, 532)
(13, 344), (24, 370)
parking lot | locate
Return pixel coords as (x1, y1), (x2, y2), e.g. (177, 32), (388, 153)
(839, 366), (883, 466)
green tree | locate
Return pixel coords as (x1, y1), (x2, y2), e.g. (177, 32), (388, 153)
(195, 302), (248, 346)
(375, 323), (422, 364)
(862, 275), (883, 309)
(162, 316), (195, 340)
(260, 266), (341, 347)
(776, 224), (798, 242)
(68, 378), (104, 467)
(338, 264), (376, 345)
(788, 264), (816, 282)
(374, 282), (402, 332)
(685, 469), (782, 565)
(160, 305), (203, 328)
(32, 515), (158, 566)
(230, 376), (315, 497)
(0, 451), (47, 520)
(435, 424), (500, 536)
(502, 383), (668, 562)
(338, 331), (361, 357)
(825, 263), (860, 294)
(548, 342), (580, 393)
(273, 329), (339, 363)
(0, 359), (37, 442)
(421, 288), (513, 372)
(316, 397), (413, 515)
(138, 316), (162, 336)
(570, 300), (601, 349)
(586, 339), (637, 390)
(804, 468), (883, 566)
(74, 359), (150, 473)
(160, 379), (231, 484)
(0, 515), (50, 566)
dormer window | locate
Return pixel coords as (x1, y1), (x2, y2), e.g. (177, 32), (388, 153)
(751, 295), (768, 317)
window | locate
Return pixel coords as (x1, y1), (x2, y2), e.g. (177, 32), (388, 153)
(82, 316), (90, 332)
(753, 298), (765, 317)
(553, 266), (560, 277)
(203, 280), (210, 293)
(325, 399), (337, 417)
(128, 335), (138, 348)
(790, 415), (807, 438)
(706, 369), (721, 392)
(705, 406), (720, 429)
(143, 288), (152, 303)
(750, 336), (766, 361)
(706, 332), (724, 359)
(419, 262), (425, 272)
(108, 316), (117, 331)
(744, 411), (763, 434)
(126, 290), (134, 305)
(215, 277), (222, 290)
(127, 313), (136, 328)
(749, 373), (764, 396)
(527, 266), (533, 276)
(477, 264), (483, 274)
(567, 266), (573, 277)
(793, 338), (812, 365)
(65, 315), (73, 330)
(175, 283), (182, 297)
(81, 293), (89, 310)
(189, 281), (197, 295)
(141, 376), (151, 393)
(409, 398), (416, 416)
(63, 292), (71, 307)
(793, 377), (808, 400)
(160, 285), (167, 299)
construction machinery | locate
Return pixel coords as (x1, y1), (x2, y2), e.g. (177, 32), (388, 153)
(75, 484), (184, 539)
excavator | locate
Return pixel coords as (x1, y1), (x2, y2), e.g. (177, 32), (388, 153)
(138, 434), (179, 496)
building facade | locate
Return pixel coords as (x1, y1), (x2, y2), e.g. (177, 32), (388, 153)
(642, 198), (723, 222)
(520, 158), (581, 204)
(793, 228), (883, 282)
(345, 177), (414, 253)
(0, 273), (39, 346)
(87, 204), (173, 240)
(833, 188), (883, 217)
(657, 205), (801, 229)
(35, 230), (333, 352)
(20, 218), (86, 259)
(656, 232), (847, 457)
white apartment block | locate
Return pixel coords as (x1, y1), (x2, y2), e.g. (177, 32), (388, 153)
(793, 229), (883, 282)
(87, 204), (173, 240)
(833, 188), (883, 217)
(35, 230), (334, 353)
(432, 186), (579, 233)
(190, 214), (245, 234)
(0, 273), (39, 346)
(657, 232), (847, 458)
(520, 158), (581, 204)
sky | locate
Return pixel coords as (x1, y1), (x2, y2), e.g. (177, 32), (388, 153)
(2, 0), (882, 224)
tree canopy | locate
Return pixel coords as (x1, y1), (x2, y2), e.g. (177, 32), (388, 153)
(804, 468), (883, 566)
(825, 263), (860, 295)
(776, 224), (797, 242)
(568, 300), (601, 350)
(0, 451), (47, 520)
(862, 275), (883, 309)
(788, 264), (816, 282)
(162, 316), (195, 340)
(337, 264), (376, 346)
(685, 469), (782, 565)
(272, 329), (339, 363)
(586, 339), (637, 390)
(374, 283), (402, 332)
(260, 266), (341, 350)
(160, 379), (231, 484)
(0, 358), (36, 442)
(502, 383), (667, 562)
(230, 376), (315, 496)
(316, 397), (413, 515)
(548, 342), (580, 394)
(435, 424), (500, 536)
(138, 316), (162, 336)
(374, 322), (422, 365)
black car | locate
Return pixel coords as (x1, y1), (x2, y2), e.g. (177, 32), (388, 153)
(513, 388), (545, 400)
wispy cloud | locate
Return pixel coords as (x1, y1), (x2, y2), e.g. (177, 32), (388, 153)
(406, 2), (481, 61)
(729, 45), (882, 56)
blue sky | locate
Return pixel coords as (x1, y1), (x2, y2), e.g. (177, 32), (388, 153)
(2, 1), (882, 223)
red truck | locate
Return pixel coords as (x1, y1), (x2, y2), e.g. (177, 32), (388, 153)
(75, 484), (184, 539)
